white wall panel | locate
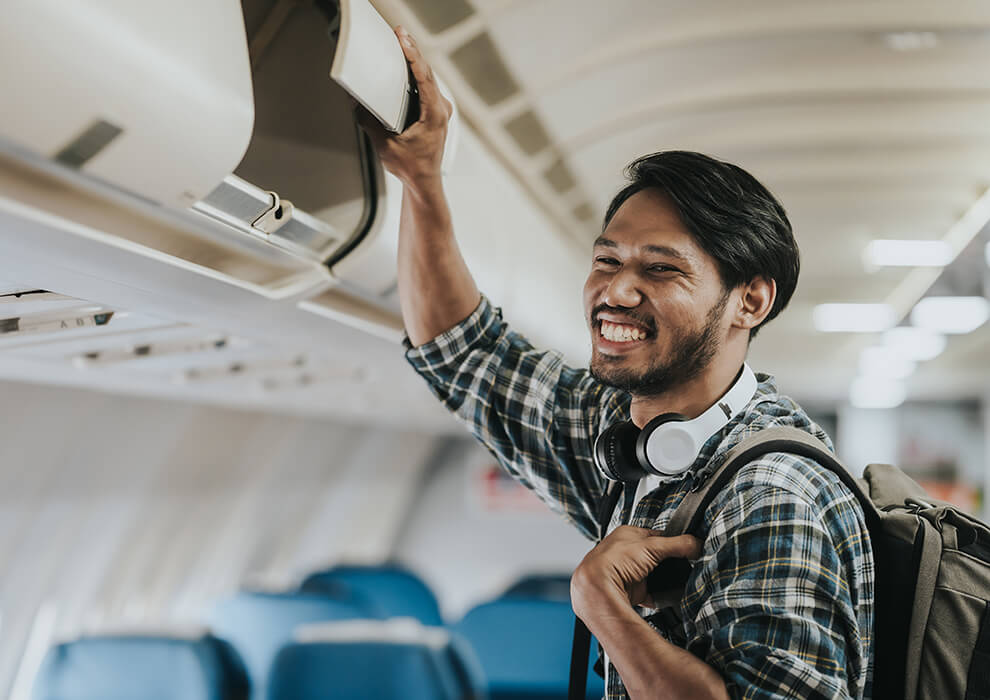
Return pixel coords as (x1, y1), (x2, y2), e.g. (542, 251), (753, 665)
(395, 440), (591, 620)
(0, 380), (439, 696)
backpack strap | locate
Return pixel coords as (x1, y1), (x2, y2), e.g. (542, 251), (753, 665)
(646, 426), (881, 607)
(665, 426), (880, 537)
(568, 480), (625, 700)
(571, 427), (882, 699)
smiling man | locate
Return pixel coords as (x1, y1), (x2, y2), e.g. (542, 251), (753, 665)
(361, 27), (874, 700)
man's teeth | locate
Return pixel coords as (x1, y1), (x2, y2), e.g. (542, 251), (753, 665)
(600, 322), (647, 342)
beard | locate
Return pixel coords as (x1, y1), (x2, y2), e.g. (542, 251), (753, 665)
(589, 288), (730, 397)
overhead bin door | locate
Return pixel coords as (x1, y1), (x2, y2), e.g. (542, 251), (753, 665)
(0, 0), (256, 209)
(196, 0), (386, 264)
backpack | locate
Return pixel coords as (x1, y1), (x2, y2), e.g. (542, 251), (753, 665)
(568, 426), (990, 700)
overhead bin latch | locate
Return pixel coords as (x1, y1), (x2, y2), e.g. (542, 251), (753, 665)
(252, 191), (294, 235)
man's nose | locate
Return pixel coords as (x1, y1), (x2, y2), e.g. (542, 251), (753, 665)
(602, 269), (643, 308)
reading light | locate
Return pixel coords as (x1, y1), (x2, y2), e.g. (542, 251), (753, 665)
(849, 376), (906, 409)
(910, 296), (990, 335)
(882, 31), (938, 51)
(881, 327), (947, 362)
(863, 239), (952, 268)
(859, 346), (917, 380)
(813, 303), (896, 333)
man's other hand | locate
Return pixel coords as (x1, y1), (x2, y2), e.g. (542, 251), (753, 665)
(571, 526), (702, 621)
(356, 26), (453, 190)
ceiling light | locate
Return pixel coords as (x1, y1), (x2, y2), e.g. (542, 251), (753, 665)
(948, 189), (990, 249)
(910, 296), (990, 334)
(813, 303), (896, 333)
(882, 32), (939, 51)
(859, 347), (917, 379)
(863, 239), (953, 268)
(849, 376), (907, 409)
(882, 327), (947, 362)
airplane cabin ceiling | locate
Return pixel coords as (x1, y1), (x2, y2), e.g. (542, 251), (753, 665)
(2, 1), (989, 422)
(373, 0), (990, 398)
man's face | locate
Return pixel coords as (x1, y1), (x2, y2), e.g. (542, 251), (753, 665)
(583, 189), (733, 397)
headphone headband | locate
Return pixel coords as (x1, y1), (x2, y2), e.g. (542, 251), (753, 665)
(594, 364), (759, 481)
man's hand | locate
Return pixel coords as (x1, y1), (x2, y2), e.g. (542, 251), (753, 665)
(571, 528), (727, 700)
(571, 526), (701, 624)
(357, 26), (453, 191)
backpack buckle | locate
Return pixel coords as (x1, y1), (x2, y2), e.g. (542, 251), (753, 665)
(905, 497), (936, 512)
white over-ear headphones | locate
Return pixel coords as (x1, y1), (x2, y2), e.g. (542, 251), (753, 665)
(593, 364), (758, 482)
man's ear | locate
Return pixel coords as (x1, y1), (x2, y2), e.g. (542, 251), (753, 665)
(732, 277), (776, 331)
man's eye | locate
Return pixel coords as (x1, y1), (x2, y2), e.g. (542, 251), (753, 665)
(594, 256), (619, 266)
(648, 264), (677, 274)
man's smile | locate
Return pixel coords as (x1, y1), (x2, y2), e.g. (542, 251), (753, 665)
(599, 321), (647, 343)
(593, 311), (656, 353)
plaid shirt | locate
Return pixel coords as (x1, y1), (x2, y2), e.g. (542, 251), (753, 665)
(405, 297), (874, 699)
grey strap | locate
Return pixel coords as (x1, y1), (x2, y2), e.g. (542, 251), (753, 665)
(905, 518), (942, 700)
(665, 426), (880, 537)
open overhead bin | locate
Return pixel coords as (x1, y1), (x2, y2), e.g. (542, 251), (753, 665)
(0, 0), (441, 337)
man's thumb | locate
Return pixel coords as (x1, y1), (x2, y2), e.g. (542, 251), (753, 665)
(645, 533), (703, 561)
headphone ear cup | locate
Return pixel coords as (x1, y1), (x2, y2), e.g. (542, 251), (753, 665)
(594, 421), (644, 482)
(636, 412), (694, 476)
(634, 413), (687, 474)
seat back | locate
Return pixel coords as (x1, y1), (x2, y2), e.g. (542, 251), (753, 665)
(32, 629), (248, 700)
(300, 564), (443, 626)
(500, 574), (572, 602)
(268, 618), (486, 700)
(455, 599), (603, 700)
(209, 591), (372, 698)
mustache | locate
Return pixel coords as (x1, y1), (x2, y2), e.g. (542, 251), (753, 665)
(591, 304), (657, 335)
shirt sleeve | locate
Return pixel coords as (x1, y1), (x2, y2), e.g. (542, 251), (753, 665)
(404, 296), (621, 540)
(682, 473), (869, 699)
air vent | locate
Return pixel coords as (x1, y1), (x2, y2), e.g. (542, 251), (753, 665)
(449, 32), (520, 106)
(54, 120), (124, 169)
(404, 0), (474, 34)
(504, 110), (551, 156)
(543, 158), (577, 194)
(72, 335), (233, 367)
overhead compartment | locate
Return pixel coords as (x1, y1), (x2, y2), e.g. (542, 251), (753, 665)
(0, 1), (256, 210)
(0, 0), (441, 337)
(194, 0), (391, 268)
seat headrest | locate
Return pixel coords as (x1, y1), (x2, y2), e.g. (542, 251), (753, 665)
(269, 618), (485, 700)
(208, 590), (371, 699)
(32, 632), (248, 700)
(299, 564), (443, 626)
(293, 616), (449, 648)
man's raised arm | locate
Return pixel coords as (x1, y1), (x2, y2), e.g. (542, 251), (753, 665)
(357, 26), (480, 346)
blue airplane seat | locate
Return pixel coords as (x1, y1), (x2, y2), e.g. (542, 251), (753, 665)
(267, 618), (486, 700)
(32, 629), (248, 700)
(299, 564), (444, 626)
(447, 629), (489, 698)
(455, 598), (603, 700)
(209, 590), (375, 699)
(500, 574), (572, 601)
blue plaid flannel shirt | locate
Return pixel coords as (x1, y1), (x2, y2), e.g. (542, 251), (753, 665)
(405, 296), (874, 699)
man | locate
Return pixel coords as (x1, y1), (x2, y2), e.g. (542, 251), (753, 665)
(360, 26), (874, 699)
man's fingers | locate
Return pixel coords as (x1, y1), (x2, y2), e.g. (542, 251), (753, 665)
(645, 533), (703, 561)
(394, 26), (444, 125)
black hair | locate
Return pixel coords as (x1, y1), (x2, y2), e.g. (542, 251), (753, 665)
(603, 151), (799, 338)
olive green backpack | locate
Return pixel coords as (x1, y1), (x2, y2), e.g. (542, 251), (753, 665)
(569, 426), (990, 699)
